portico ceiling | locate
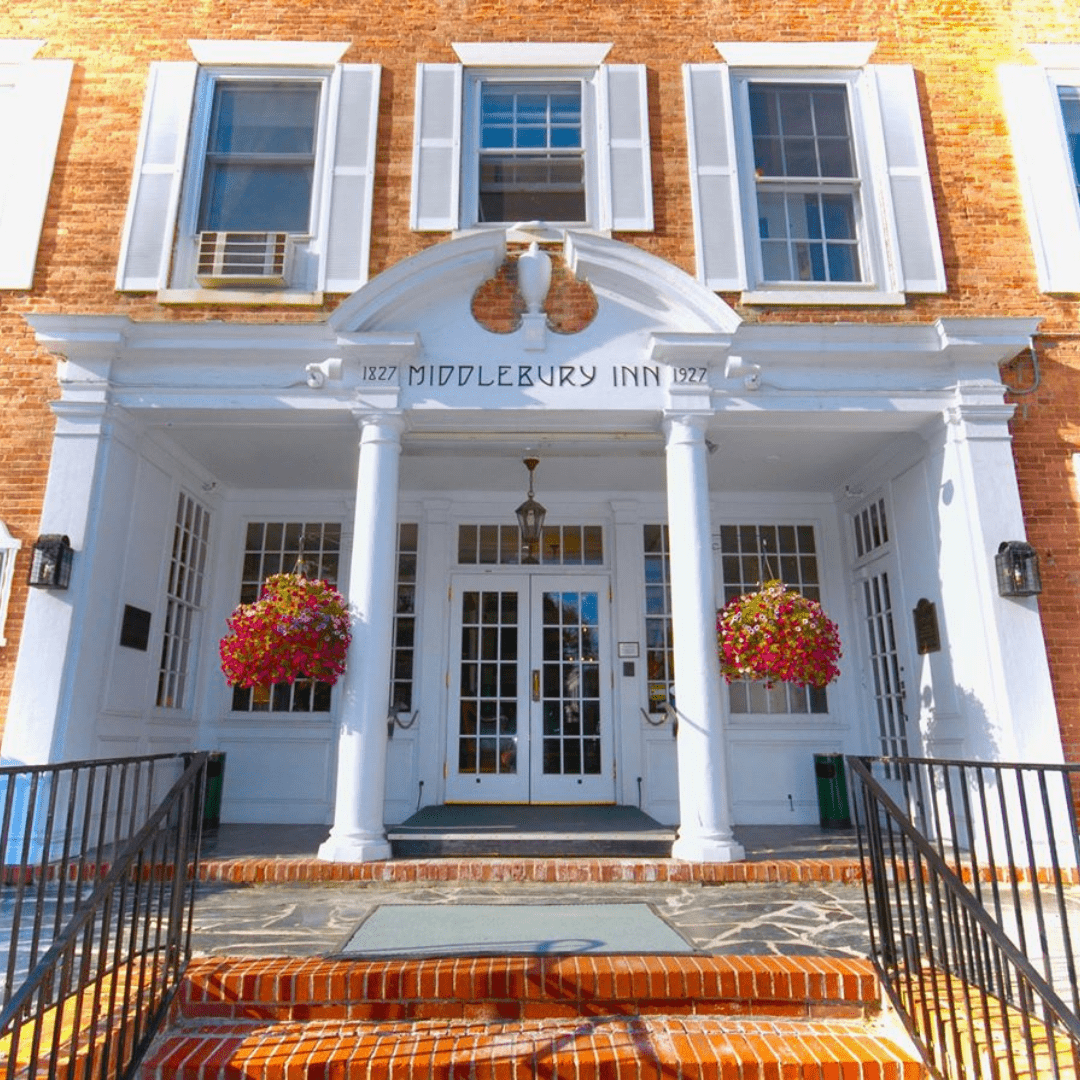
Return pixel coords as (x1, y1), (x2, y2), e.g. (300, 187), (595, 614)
(152, 407), (922, 495)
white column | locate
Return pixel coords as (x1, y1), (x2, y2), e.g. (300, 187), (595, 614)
(663, 414), (744, 862)
(935, 398), (1063, 763)
(319, 412), (404, 862)
(2, 400), (115, 764)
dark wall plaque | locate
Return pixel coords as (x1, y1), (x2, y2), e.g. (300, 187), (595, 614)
(119, 604), (152, 651)
(913, 598), (941, 655)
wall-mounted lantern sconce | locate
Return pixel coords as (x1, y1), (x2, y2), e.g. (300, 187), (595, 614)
(515, 457), (547, 564)
(995, 540), (1041, 597)
(28, 534), (73, 589)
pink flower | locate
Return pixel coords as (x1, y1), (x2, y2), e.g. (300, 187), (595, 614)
(716, 579), (841, 689)
(220, 573), (353, 689)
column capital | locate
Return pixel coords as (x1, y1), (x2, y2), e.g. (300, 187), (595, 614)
(662, 412), (711, 445)
(352, 409), (406, 442)
(943, 401), (1015, 443)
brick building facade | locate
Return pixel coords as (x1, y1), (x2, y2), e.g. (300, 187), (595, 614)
(0, 1), (1077, 859)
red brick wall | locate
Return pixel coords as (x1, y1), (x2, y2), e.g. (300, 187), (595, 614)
(1, 0), (1079, 749)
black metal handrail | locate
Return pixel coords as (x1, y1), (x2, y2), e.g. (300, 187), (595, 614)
(0, 752), (206, 1080)
(850, 755), (1080, 1079)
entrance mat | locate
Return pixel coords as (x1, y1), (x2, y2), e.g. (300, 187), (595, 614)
(339, 903), (693, 958)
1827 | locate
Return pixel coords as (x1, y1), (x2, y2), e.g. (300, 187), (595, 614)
(360, 365), (398, 382)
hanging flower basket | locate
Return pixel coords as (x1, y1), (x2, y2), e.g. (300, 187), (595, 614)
(716, 579), (842, 688)
(219, 574), (352, 689)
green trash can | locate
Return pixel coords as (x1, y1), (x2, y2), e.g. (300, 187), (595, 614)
(813, 753), (851, 829)
(184, 750), (226, 830)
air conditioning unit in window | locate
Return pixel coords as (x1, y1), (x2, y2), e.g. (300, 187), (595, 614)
(195, 231), (293, 287)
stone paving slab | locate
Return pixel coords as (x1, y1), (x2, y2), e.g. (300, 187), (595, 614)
(188, 879), (872, 960)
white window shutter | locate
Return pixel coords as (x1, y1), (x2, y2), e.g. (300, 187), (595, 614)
(868, 65), (946, 293)
(115, 62), (197, 291)
(999, 65), (1080, 293)
(410, 64), (462, 231)
(0, 59), (73, 290)
(322, 64), (381, 293)
(682, 64), (745, 290)
(598, 65), (653, 231)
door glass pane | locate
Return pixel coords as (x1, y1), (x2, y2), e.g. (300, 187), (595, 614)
(458, 589), (519, 775)
(540, 590), (602, 776)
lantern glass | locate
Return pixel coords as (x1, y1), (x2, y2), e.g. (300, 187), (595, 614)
(995, 541), (1041, 597)
(28, 535), (73, 589)
(516, 496), (547, 544)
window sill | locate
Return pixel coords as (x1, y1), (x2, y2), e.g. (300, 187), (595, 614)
(740, 287), (906, 307)
(157, 287), (324, 307)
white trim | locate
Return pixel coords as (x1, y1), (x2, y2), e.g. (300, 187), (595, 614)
(999, 64), (1080, 293)
(0, 56), (73, 290)
(157, 288), (324, 306)
(452, 42), (611, 67)
(715, 41), (877, 68)
(0, 520), (21, 647)
(741, 288), (905, 306)
(187, 40), (349, 67)
(1027, 44), (1080, 70)
(0, 39), (44, 62)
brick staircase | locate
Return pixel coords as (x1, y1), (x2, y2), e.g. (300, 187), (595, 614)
(141, 954), (925, 1078)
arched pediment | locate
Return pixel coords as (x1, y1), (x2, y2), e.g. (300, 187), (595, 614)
(328, 230), (741, 337)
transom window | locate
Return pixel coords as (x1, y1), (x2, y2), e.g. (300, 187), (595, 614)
(198, 80), (320, 234)
(457, 524), (603, 566)
(1059, 86), (1080, 200)
(852, 497), (890, 562)
(749, 83), (862, 284)
(477, 81), (585, 223)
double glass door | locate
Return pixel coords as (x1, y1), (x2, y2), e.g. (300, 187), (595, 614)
(446, 574), (613, 803)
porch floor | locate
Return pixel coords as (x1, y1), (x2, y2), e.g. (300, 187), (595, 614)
(198, 815), (861, 863)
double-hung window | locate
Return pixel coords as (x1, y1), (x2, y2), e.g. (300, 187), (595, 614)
(0, 41), (73, 289)
(749, 82), (862, 285)
(193, 78), (321, 285)
(477, 81), (586, 223)
(411, 43), (652, 234)
(1000, 47), (1080, 292)
(117, 41), (381, 301)
(684, 42), (946, 304)
(199, 80), (320, 233)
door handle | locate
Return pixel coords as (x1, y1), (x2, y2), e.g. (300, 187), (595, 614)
(532, 670), (540, 701)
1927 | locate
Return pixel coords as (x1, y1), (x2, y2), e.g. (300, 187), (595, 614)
(672, 367), (707, 384)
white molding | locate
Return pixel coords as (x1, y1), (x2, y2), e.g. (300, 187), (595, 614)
(187, 40), (350, 67)
(157, 288), (324, 307)
(452, 42), (612, 67)
(0, 520), (21, 647)
(0, 40), (45, 63)
(714, 41), (877, 68)
(1027, 44), (1080, 71)
(741, 289), (905, 307)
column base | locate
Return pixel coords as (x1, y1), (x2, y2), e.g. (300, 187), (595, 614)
(671, 832), (746, 863)
(317, 830), (392, 863)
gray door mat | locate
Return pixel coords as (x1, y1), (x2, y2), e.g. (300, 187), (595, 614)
(339, 902), (694, 958)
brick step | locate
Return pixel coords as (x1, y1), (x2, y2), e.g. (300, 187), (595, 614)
(142, 1013), (924, 1079)
(176, 955), (881, 1023)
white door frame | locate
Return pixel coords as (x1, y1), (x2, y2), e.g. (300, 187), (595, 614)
(444, 571), (615, 804)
